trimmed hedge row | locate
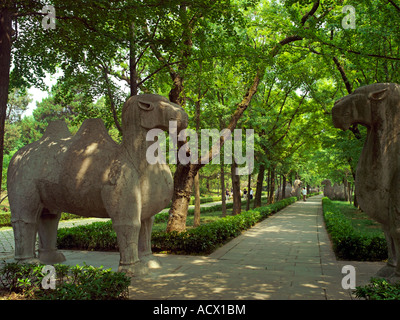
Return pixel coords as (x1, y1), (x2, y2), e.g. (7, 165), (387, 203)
(0, 262), (130, 300)
(322, 197), (387, 261)
(57, 196), (298, 255)
(189, 195), (222, 205)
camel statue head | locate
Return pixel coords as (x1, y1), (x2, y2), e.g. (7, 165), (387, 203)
(122, 94), (188, 133)
(332, 83), (400, 131)
(293, 179), (302, 188)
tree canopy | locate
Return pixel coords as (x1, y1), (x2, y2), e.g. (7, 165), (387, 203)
(1, 0), (399, 230)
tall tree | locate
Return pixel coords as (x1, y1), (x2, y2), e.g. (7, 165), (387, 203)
(0, 5), (14, 190)
(166, 0), (323, 232)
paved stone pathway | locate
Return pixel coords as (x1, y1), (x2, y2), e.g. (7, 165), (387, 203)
(0, 195), (385, 300)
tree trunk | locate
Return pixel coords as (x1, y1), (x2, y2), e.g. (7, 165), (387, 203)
(220, 165), (227, 217)
(0, 8), (13, 190)
(246, 173), (251, 211)
(354, 189), (359, 209)
(130, 22), (139, 96)
(166, 163), (196, 233)
(193, 171), (201, 227)
(231, 161), (241, 215)
(348, 181), (352, 205)
(268, 167), (276, 204)
(349, 166), (359, 208)
(282, 175), (287, 199)
(254, 164), (264, 208)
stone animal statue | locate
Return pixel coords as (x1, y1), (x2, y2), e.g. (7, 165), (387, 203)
(332, 83), (400, 281)
(290, 179), (302, 198)
(332, 183), (346, 201)
(7, 94), (188, 276)
(321, 179), (333, 198)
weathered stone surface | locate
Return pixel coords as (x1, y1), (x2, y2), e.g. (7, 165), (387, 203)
(7, 94), (188, 276)
(332, 83), (400, 281)
(321, 179), (345, 200)
(321, 179), (333, 198)
(290, 180), (302, 198)
(332, 183), (346, 201)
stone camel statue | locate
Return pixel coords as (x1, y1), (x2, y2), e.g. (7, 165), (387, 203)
(290, 179), (302, 198)
(332, 83), (400, 282)
(7, 94), (188, 276)
(321, 179), (333, 198)
(321, 179), (345, 200)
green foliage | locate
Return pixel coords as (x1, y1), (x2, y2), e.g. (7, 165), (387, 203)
(0, 262), (130, 300)
(322, 197), (387, 261)
(5, 1), (400, 238)
(355, 278), (400, 300)
(57, 221), (117, 251)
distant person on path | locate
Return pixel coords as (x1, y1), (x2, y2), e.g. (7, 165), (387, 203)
(243, 188), (247, 198)
(226, 188), (230, 200)
(249, 188), (253, 200)
(302, 187), (307, 201)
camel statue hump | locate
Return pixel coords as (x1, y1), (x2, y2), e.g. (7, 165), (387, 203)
(41, 120), (71, 140)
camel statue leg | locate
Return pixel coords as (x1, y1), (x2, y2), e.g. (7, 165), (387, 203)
(102, 186), (148, 276)
(10, 193), (41, 263)
(112, 217), (148, 276)
(37, 209), (66, 264)
(386, 201), (400, 283)
(392, 237), (400, 282)
(12, 219), (39, 263)
(139, 216), (161, 269)
(376, 226), (397, 278)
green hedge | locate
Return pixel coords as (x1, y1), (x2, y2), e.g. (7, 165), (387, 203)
(0, 213), (10, 227)
(57, 196), (298, 255)
(57, 220), (117, 251)
(355, 278), (400, 300)
(0, 262), (130, 300)
(322, 197), (387, 261)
